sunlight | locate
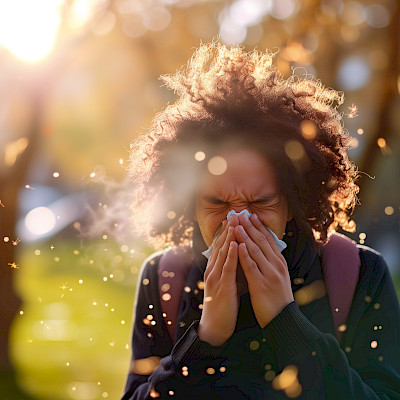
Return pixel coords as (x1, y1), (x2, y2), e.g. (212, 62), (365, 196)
(0, 0), (63, 62)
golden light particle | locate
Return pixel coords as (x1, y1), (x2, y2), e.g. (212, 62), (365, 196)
(3, 237), (9, 242)
(272, 365), (298, 391)
(284, 140), (305, 161)
(149, 304), (154, 309)
(34, 250), (41, 256)
(143, 318), (151, 326)
(121, 320), (126, 325)
(143, 278), (150, 286)
(168, 390), (174, 396)
(293, 277), (304, 285)
(204, 296), (213, 303)
(220, 366), (226, 373)
(66, 362), (70, 366)
(182, 371), (188, 377)
(54, 257), (60, 262)
(265, 364), (272, 370)
(162, 313), (167, 317)
(357, 128), (364, 135)
(345, 347), (351, 353)
(249, 340), (260, 351)
(197, 281), (205, 290)
(335, 308), (339, 312)
(162, 293), (171, 301)
(377, 138), (386, 148)
(53, 172), (60, 178)
(300, 120), (317, 140)
(198, 304), (203, 309)
(150, 388), (160, 398)
(374, 303), (381, 310)
(195, 151), (206, 161)
(182, 366), (188, 371)
(378, 356), (384, 362)
(103, 277), (108, 282)
(167, 321), (172, 325)
(184, 286), (191, 293)
(371, 340), (378, 349)
(121, 245), (129, 253)
(119, 158), (124, 165)
(146, 315), (154, 321)
(338, 324), (347, 332)
(162, 271), (169, 278)
(206, 367), (216, 375)
(264, 370), (276, 382)
(360, 239), (365, 245)
(151, 321), (156, 326)
(167, 211), (176, 219)
(359, 232), (366, 240)
(311, 351), (316, 356)
(169, 272), (175, 278)
(384, 206), (394, 216)
(102, 392), (108, 398)
(365, 296), (372, 303)
(73, 250), (79, 255)
(19, 311), (24, 315)
(161, 283), (170, 292)
(349, 137), (359, 148)
(373, 326), (378, 331)
(285, 382), (302, 398)
(208, 156), (227, 176)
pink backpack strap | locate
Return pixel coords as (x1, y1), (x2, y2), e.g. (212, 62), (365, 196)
(158, 246), (192, 342)
(321, 232), (361, 342)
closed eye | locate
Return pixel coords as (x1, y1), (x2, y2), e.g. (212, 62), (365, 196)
(203, 196), (227, 205)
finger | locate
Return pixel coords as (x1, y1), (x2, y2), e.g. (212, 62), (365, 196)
(249, 214), (283, 259)
(208, 226), (236, 281)
(221, 241), (238, 282)
(234, 224), (268, 268)
(207, 220), (228, 266)
(238, 242), (262, 284)
(238, 213), (280, 261)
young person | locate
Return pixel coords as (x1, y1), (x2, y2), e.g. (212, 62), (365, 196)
(121, 43), (400, 399)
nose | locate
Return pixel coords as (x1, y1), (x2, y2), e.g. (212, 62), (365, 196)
(226, 208), (251, 221)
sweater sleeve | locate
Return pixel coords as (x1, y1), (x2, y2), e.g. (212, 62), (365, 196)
(262, 250), (400, 399)
(121, 256), (232, 400)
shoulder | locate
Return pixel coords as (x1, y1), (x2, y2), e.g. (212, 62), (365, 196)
(357, 244), (391, 292)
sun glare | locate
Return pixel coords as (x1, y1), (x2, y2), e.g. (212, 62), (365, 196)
(0, 0), (63, 62)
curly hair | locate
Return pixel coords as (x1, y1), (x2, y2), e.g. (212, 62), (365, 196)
(129, 42), (359, 249)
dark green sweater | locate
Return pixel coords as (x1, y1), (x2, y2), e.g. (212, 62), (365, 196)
(122, 229), (400, 399)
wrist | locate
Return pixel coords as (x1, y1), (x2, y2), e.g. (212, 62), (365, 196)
(197, 322), (227, 347)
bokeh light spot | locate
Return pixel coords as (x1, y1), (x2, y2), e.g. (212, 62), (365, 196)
(284, 140), (305, 161)
(25, 207), (56, 236)
(300, 120), (317, 140)
(384, 206), (394, 216)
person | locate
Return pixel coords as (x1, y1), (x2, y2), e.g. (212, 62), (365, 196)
(121, 43), (400, 399)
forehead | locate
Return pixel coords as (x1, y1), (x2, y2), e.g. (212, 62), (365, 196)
(198, 148), (279, 196)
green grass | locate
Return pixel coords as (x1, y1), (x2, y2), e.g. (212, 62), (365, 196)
(10, 238), (152, 400)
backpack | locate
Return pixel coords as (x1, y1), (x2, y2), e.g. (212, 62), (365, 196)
(157, 232), (360, 344)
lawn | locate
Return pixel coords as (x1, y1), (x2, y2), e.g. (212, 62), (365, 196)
(10, 237), (151, 400)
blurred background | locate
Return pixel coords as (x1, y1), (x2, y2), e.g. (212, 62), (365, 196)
(0, 0), (399, 399)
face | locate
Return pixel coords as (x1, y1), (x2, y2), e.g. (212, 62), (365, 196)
(195, 148), (290, 247)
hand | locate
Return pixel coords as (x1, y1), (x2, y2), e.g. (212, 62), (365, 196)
(234, 213), (294, 328)
(198, 217), (240, 346)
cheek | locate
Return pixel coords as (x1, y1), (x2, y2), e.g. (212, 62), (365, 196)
(253, 210), (288, 240)
(197, 213), (226, 247)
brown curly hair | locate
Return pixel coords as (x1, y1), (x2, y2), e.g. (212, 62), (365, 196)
(129, 42), (359, 249)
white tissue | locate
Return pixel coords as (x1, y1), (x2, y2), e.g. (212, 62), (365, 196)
(202, 209), (287, 259)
